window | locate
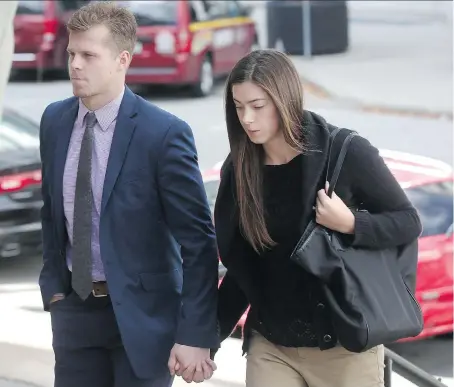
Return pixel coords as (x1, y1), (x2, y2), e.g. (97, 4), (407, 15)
(59, 0), (88, 11)
(205, 1), (230, 19)
(122, 1), (178, 26)
(16, 1), (45, 15)
(405, 182), (453, 237)
(189, 1), (208, 23)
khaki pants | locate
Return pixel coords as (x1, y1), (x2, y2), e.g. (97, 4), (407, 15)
(246, 331), (384, 387)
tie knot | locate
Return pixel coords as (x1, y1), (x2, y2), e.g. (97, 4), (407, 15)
(85, 112), (97, 129)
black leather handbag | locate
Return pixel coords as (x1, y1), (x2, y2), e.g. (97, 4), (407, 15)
(290, 128), (424, 353)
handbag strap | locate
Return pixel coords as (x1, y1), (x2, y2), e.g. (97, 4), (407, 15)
(324, 128), (343, 185)
(326, 130), (358, 198)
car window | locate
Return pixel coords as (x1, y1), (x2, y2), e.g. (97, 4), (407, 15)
(0, 112), (39, 152)
(122, 1), (178, 26)
(189, 0), (208, 22)
(16, 0), (45, 15)
(405, 183), (453, 237)
(59, 0), (88, 11)
(205, 1), (230, 19)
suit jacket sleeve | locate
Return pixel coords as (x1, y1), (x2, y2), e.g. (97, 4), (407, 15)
(39, 105), (65, 311)
(157, 118), (219, 349)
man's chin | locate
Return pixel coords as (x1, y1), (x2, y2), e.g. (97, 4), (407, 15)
(71, 85), (90, 98)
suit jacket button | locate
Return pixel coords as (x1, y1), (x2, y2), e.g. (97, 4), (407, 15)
(323, 334), (332, 342)
(59, 250), (64, 256)
(317, 303), (325, 309)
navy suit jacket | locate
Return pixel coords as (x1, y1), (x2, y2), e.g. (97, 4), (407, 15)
(38, 87), (220, 379)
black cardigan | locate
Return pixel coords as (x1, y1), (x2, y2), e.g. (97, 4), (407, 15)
(213, 110), (422, 355)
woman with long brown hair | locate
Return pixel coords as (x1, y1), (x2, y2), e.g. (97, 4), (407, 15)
(213, 49), (422, 387)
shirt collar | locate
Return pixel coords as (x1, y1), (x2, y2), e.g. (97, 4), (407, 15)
(76, 87), (125, 132)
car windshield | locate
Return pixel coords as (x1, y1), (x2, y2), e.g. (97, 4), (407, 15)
(16, 0), (45, 15)
(121, 1), (178, 26)
(405, 184), (453, 237)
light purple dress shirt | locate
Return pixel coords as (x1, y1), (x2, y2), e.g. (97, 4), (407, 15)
(63, 88), (125, 282)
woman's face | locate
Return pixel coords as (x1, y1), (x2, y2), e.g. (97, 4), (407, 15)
(232, 81), (281, 145)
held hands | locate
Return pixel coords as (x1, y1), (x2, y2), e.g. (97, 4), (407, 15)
(168, 344), (217, 383)
(316, 182), (355, 234)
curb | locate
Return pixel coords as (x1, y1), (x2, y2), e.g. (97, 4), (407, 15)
(300, 76), (453, 121)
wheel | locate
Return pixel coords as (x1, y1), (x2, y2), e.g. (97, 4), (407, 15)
(192, 55), (214, 98)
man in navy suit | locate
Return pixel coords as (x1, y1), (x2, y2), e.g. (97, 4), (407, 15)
(39, 3), (218, 386)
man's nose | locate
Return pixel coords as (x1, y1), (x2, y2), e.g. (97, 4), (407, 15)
(70, 55), (82, 70)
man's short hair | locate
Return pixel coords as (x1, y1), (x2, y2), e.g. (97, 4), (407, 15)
(67, 1), (137, 55)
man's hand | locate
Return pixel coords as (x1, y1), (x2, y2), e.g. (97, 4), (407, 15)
(168, 344), (217, 383)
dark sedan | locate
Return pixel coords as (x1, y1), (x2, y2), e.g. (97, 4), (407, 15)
(0, 109), (42, 258)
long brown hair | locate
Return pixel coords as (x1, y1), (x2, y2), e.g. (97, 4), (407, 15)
(225, 49), (306, 253)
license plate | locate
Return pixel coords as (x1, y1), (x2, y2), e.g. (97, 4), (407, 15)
(133, 42), (143, 55)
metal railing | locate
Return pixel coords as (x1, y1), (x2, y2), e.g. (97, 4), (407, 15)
(384, 347), (449, 387)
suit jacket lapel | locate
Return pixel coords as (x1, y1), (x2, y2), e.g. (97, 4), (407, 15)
(101, 87), (138, 213)
(53, 99), (78, 245)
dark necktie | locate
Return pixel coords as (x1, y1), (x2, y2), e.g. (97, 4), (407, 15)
(72, 112), (96, 300)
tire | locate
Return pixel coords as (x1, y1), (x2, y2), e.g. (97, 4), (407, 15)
(192, 55), (214, 98)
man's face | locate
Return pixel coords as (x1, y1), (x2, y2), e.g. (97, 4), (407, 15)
(67, 24), (127, 99)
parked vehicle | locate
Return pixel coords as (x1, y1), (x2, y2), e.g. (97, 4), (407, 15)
(124, 0), (258, 97)
(205, 150), (454, 340)
(0, 109), (42, 259)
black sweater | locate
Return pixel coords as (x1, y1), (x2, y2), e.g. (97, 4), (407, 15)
(214, 111), (422, 352)
(247, 154), (320, 347)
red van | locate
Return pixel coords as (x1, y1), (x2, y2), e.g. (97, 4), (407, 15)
(124, 0), (259, 96)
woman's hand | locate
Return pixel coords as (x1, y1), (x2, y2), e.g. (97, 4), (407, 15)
(316, 182), (355, 234)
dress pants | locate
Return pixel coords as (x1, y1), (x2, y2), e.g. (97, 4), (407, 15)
(50, 291), (174, 387)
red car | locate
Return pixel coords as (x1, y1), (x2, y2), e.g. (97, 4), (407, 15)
(125, 0), (258, 97)
(204, 150), (454, 340)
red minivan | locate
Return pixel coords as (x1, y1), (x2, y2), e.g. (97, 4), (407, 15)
(123, 0), (258, 96)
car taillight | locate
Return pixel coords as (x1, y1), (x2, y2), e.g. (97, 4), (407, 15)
(41, 18), (58, 50)
(0, 170), (42, 194)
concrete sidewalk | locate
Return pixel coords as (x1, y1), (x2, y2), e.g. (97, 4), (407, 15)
(290, 2), (453, 119)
